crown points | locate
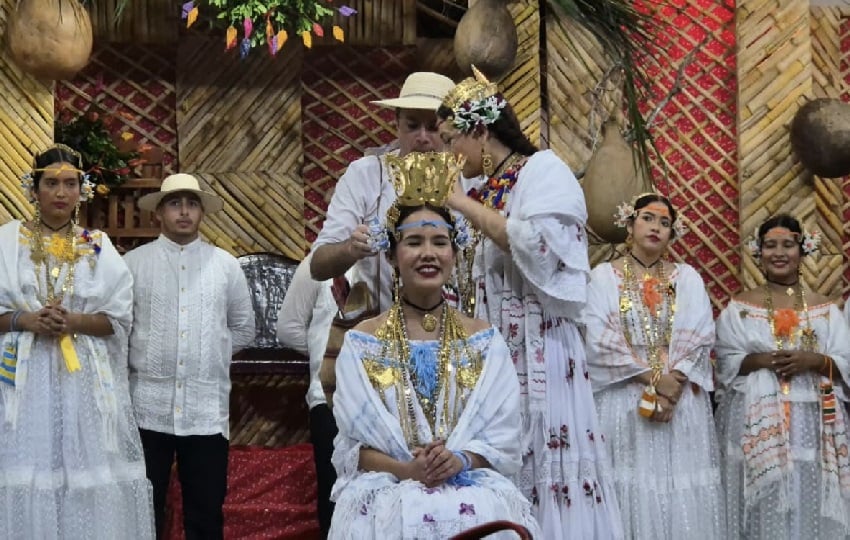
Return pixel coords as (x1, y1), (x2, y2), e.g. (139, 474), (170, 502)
(385, 152), (465, 208)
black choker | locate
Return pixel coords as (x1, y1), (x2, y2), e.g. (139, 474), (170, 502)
(401, 296), (444, 313)
(40, 219), (72, 232)
(630, 252), (660, 269)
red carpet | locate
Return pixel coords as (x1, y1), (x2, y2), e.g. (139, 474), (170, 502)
(165, 444), (320, 540)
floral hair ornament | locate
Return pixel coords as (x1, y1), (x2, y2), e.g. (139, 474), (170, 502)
(441, 65), (506, 134)
(747, 225), (821, 258)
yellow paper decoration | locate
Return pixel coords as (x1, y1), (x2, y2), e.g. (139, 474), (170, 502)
(187, 6), (198, 28)
(301, 31), (312, 48)
(265, 20), (273, 39)
(59, 334), (80, 373)
(276, 30), (288, 48)
(226, 26), (238, 50)
(332, 25), (344, 42)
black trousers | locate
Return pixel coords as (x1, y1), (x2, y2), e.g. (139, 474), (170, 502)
(140, 429), (229, 540)
(309, 404), (338, 540)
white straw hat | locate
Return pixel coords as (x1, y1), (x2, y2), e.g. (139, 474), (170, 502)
(371, 72), (455, 110)
(138, 173), (224, 213)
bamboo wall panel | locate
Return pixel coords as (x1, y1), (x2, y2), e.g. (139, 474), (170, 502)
(499, 0), (541, 146)
(414, 38), (465, 81)
(544, 13), (606, 172)
(810, 7), (849, 299)
(301, 47), (412, 243)
(315, 0), (417, 47)
(176, 35), (305, 257)
(177, 35), (302, 174)
(737, 1), (813, 291)
(841, 17), (850, 299)
(0, 0), (54, 224)
(87, 0), (178, 44)
(196, 172), (307, 259)
(56, 43), (178, 174)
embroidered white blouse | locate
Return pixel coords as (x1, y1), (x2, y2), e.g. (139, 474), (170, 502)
(125, 235), (255, 439)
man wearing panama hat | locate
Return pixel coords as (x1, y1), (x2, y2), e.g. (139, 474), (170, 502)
(124, 173), (255, 539)
(310, 71), (455, 304)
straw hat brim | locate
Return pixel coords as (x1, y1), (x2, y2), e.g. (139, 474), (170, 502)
(138, 188), (224, 213)
(370, 96), (445, 110)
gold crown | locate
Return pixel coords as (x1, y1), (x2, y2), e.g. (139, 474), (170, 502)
(441, 65), (499, 111)
(385, 152), (466, 209)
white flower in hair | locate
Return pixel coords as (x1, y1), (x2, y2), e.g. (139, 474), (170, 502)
(613, 201), (635, 228)
(80, 174), (96, 202)
(802, 229), (821, 255)
(673, 216), (688, 238)
(453, 215), (473, 249)
(747, 233), (761, 259)
(19, 172), (35, 202)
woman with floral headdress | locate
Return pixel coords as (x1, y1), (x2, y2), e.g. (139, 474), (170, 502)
(583, 193), (724, 539)
(437, 69), (622, 539)
(329, 152), (539, 539)
(0, 145), (154, 538)
(716, 214), (850, 539)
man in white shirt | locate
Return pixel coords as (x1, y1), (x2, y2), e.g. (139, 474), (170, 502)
(275, 251), (338, 539)
(310, 71), (455, 309)
(125, 173), (255, 540)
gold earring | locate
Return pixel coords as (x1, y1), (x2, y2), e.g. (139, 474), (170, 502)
(393, 268), (401, 304)
(74, 202), (81, 227)
(481, 148), (494, 177)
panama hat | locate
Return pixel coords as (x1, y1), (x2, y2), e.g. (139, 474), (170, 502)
(138, 173), (224, 213)
(371, 72), (455, 110)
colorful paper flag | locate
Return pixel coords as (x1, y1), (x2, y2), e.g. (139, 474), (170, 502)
(338, 5), (357, 16)
(243, 17), (253, 39)
(312, 23), (324, 37)
(186, 6), (198, 28)
(332, 25), (344, 42)
(226, 26), (238, 50)
(302, 31), (312, 48)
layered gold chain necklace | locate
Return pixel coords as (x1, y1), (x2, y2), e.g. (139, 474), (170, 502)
(29, 219), (78, 305)
(620, 255), (676, 417)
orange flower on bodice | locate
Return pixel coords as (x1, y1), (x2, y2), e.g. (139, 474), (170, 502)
(642, 275), (663, 312)
(773, 308), (800, 338)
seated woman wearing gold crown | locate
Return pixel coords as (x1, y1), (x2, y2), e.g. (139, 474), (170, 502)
(328, 152), (540, 539)
(437, 70), (622, 539)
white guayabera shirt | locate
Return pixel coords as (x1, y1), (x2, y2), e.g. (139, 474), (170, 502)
(125, 235), (255, 439)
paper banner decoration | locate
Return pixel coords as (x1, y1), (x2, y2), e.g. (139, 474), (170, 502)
(302, 31), (312, 48)
(332, 25), (344, 42)
(180, 1), (193, 19)
(243, 17), (253, 39)
(312, 22), (324, 37)
(339, 5), (357, 16)
(277, 30), (288, 49)
(226, 26), (238, 50)
(186, 6), (198, 28)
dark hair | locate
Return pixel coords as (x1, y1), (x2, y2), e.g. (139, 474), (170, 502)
(758, 214), (804, 255)
(631, 194), (678, 237)
(437, 93), (538, 156)
(388, 204), (458, 253)
(32, 146), (83, 189)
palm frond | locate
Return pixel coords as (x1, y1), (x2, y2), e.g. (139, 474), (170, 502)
(547, 0), (660, 183)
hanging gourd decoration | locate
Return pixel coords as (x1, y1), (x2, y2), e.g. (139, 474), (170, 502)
(790, 98), (850, 179)
(6, 0), (93, 80)
(582, 120), (652, 243)
(454, 0), (517, 80)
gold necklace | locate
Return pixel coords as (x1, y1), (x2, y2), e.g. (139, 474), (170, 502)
(30, 220), (78, 305)
(401, 296), (444, 332)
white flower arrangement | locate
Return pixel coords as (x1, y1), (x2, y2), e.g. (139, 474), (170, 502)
(613, 201), (635, 229)
(365, 216), (390, 253)
(453, 215), (474, 249)
(80, 174), (96, 202)
(451, 95), (507, 133)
